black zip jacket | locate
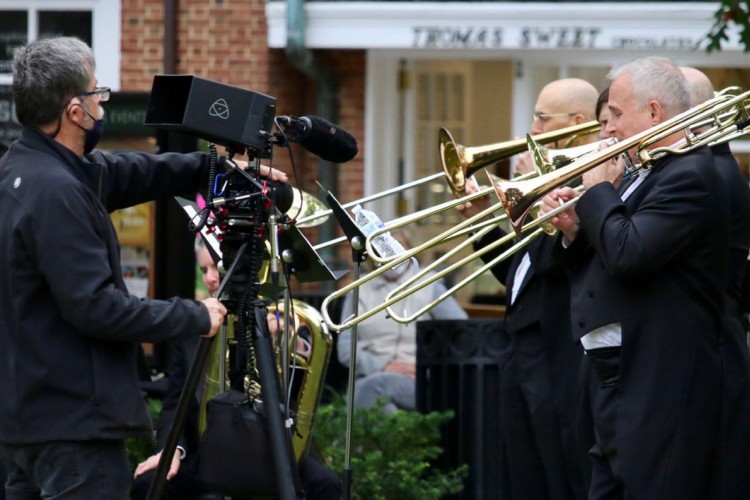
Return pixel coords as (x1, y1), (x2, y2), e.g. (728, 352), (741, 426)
(0, 127), (216, 444)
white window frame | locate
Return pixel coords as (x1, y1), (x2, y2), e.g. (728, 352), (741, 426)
(0, 0), (120, 89)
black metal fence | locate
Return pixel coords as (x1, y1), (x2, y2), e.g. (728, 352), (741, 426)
(416, 319), (509, 500)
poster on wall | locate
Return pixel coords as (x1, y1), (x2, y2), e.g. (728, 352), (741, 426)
(111, 203), (153, 298)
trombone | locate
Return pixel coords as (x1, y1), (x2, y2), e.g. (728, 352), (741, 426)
(440, 120), (601, 196)
(495, 87), (750, 235)
(320, 193), (505, 332)
(299, 120), (602, 231)
(320, 134), (604, 331)
(330, 87), (750, 328)
(363, 134), (608, 266)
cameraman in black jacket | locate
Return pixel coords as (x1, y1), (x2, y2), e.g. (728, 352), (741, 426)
(0, 36), (283, 499)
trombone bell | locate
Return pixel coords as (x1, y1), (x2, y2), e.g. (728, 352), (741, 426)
(290, 188), (329, 228)
(439, 128), (468, 197)
(439, 121), (601, 197)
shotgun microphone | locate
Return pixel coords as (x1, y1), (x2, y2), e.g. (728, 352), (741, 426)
(277, 115), (358, 163)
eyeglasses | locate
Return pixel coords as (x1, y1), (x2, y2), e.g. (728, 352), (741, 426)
(78, 86), (110, 102)
(532, 112), (576, 122)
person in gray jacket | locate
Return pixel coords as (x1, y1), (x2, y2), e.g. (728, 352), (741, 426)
(337, 231), (468, 413)
(0, 36), (282, 499)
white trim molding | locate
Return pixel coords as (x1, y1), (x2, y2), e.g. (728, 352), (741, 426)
(267, 2), (745, 55)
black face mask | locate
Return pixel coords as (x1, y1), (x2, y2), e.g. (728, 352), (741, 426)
(79, 107), (105, 154)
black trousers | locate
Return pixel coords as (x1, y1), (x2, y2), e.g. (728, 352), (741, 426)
(499, 329), (583, 500)
(585, 346), (623, 500)
(2, 440), (130, 500)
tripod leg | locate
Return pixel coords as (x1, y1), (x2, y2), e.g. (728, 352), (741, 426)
(252, 300), (304, 500)
(146, 243), (251, 500)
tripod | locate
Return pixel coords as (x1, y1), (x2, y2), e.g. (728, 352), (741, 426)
(148, 153), (303, 499)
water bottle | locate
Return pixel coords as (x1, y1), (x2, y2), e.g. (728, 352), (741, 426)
(351, 204), (407, 261)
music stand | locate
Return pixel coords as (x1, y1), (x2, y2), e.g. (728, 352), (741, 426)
(316, 186), (368, 500)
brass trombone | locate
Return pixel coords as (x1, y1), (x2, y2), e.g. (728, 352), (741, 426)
(325, 87), (750, 329)
(440, 120), (601, 196)
(495, 87), (750, 235)
(362, 133), (607, 266)
(321, 135), (604, 331)
(301, 120), (601, 231)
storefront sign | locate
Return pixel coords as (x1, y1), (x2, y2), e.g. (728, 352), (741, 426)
(266, 3), (738, 53)
(410, 25), (697, 51)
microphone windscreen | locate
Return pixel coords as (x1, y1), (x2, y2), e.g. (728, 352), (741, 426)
(299, 116), (359, 163)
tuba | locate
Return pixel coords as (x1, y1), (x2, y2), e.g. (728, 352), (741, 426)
(200, 299), (332, 463)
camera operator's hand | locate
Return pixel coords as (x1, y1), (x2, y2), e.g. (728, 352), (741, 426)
(201, 298), (227, 338)
(133, 449), (181, 480)
(233, 160), (288, 183)
(260, 164), (288, 183)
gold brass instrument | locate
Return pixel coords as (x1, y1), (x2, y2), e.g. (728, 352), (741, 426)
(322, 88), (750, 329)
(360, 133), (605, 267)
(301, 120), (601, 232)
(321, 179), (587, 330)
(290, 188), (330, 228)
(495, 87), (750, 235)
(200, 299), (332, 462)
(440, 120), (601, 196)
(320, 153), (589, 330)
(320, 125), (606, 330)
(532, 139), (615, 173)
(379, 135), (607, 323)
(320, 191), (503, 331)
(269, 300), (332, 461)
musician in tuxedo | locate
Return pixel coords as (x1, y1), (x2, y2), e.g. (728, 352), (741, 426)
(458, 78), (599, 499)
(681, 66), (750, 499)
(540, 56), (730, 498)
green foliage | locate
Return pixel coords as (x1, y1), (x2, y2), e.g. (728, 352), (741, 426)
(125, 397), (162, 472)
(705, 1), (750, 53)
(312, 392), (468, 500)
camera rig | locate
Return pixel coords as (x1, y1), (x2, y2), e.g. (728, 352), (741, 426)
(143, 74), (336, 500)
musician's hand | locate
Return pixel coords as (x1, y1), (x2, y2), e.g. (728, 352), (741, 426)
(266, 312), (308, 356)
(514, 151), (535, 176)
(581, 142), (623, 189)
(539, 187), (581, 242)
(133, 449), (181, 480)
(455, 178), (491, 219)
(201, 298), (227, 338)
(384, 359), (417, 379)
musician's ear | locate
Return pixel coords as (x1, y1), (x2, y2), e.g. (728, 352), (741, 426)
(647, 100), (662, 124)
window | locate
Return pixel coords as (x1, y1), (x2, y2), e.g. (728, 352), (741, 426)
(0, 1), (120, 86)
(0, 1), (120, 147)
(0, 11), (27, 74)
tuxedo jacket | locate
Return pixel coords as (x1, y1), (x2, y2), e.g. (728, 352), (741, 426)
(710, 142), (750, 500)
(475, 225), (579, 421)
(556, 146), (730, 496)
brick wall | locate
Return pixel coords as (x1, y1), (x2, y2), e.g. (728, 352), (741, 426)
(121, 0), (366, 286)
(120, 0), (365, 205)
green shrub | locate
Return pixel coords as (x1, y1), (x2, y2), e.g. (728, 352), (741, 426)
(312, 392), (468, 500)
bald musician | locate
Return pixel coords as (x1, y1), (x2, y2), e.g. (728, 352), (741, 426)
(681, 66), (750, 500)
(458, 77), (599, 499)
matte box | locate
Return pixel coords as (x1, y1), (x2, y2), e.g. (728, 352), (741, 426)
(144, 75), (277, 153)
